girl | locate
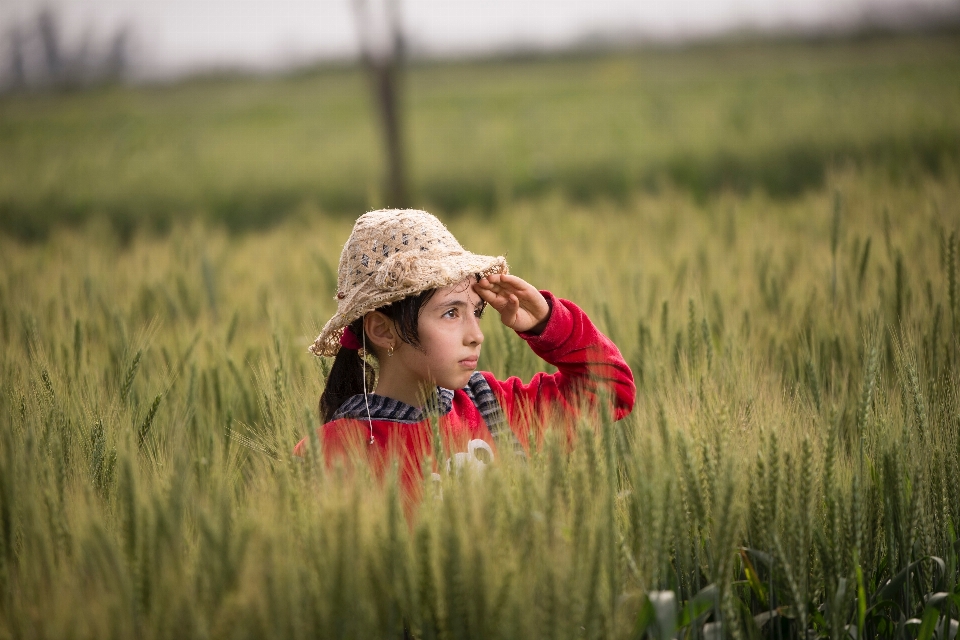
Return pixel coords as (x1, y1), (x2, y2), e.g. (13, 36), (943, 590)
(295, 209), (635, 506)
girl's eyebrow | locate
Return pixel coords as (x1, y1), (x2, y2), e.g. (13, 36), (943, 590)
(433, 297), (483, 310)
(434, 299), (469, 309)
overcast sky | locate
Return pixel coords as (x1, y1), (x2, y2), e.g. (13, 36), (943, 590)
(1, 0), (956, 78)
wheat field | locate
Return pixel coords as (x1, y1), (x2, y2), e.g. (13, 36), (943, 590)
(2, 33), (960, 640)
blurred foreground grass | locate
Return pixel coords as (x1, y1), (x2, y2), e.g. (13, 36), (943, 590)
(1, 33), (960, 239)
(1, 165), (959, 637)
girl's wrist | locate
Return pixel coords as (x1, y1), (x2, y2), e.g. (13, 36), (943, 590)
(520, 294), (553, 336)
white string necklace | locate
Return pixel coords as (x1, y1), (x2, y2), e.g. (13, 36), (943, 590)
(361, 329), (375, 445)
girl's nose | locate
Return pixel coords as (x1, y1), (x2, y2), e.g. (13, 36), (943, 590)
(465, 315), (484, 346)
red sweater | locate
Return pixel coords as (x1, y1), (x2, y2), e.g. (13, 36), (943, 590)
(294, 292), (635, 508)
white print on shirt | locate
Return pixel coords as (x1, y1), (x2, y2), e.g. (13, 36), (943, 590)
(431, 439), (495, 501)
(446, 439), (495, 474)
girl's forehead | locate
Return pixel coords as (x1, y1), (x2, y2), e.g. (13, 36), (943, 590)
(431, 278), (480, 303)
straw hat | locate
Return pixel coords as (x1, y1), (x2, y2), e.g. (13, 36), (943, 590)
(310, 209), (508, 357)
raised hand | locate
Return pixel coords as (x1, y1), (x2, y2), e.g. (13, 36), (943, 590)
(473, 274), (551, 334)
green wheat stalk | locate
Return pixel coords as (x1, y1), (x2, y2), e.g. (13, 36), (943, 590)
(120, 349), (142, 403)
(136, 393), (162, 450)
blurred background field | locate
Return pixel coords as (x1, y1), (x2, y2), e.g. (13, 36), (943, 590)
(2, 24), (960, 640)
(1, 32), (959, 239)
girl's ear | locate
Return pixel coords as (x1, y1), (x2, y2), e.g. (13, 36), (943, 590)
(363, 312), (398, 352)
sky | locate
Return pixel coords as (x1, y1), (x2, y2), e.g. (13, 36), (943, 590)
(1, 0), (957, 79)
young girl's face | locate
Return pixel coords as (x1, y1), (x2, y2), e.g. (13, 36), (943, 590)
(393, 278), (486, 392)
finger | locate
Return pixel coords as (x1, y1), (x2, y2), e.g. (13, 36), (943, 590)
(477, 273), (500, 287)
(474, 284), (504, 306)
(505, 284), (548, 328)
(473, 277), (508, 297)
(500, 294), (520, 327)
(497, 293), (518, 316)
(477, 282), (514, 302)
(496, 274), (531, 291)
(478, 285), (515, 315)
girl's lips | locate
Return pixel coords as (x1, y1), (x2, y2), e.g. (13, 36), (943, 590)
(459, 358), (478, 368)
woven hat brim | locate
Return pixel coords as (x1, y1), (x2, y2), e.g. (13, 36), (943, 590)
(309, 252), (508, 357)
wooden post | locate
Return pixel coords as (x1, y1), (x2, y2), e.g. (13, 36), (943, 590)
(353, 0), (409, 209)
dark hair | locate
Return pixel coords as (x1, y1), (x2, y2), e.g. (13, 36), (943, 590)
(318, 289), (436, 423)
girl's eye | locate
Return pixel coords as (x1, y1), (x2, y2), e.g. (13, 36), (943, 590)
(442, 308), (458, 319)
(474, 302), (487, 318)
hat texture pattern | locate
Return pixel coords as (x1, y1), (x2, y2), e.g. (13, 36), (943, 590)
(310, 209), (508, 357)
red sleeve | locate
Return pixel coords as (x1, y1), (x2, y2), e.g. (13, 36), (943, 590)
(483, 291), (636, 446)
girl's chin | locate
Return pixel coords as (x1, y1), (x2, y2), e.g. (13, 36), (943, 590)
(439, 372), (474, 391)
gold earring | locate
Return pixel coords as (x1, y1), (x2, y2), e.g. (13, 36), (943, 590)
(387, 345), (394, 357)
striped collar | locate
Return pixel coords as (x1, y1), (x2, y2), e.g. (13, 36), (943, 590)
(332, 371), (522, 456)
(332, 371), (500, 430)
(333, 386), (455, 424)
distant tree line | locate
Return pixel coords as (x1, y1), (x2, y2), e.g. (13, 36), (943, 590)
(2, 8), (131, 92)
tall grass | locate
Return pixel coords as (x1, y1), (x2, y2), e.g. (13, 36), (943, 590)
(1, 168), (959, 638)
